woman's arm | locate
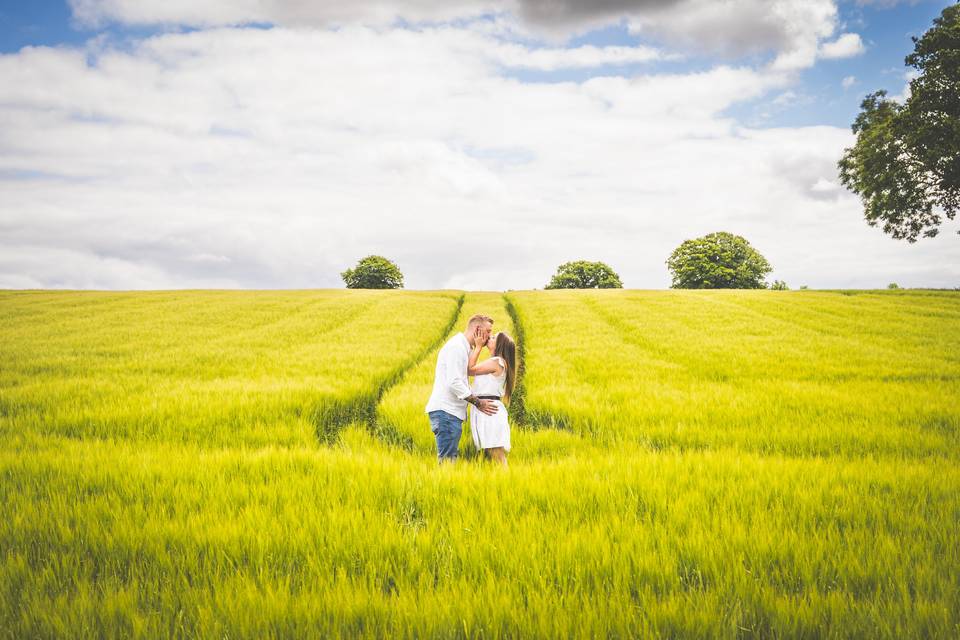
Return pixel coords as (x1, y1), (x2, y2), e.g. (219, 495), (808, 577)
(468, 355), (504, 376)
(467, 340), (483, 374)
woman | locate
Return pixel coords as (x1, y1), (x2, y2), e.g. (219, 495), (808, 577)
(467, 331), (517, 466)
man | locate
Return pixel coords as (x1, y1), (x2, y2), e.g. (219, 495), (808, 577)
(425, 314), (499, 462)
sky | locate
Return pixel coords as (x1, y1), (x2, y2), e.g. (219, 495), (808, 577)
(0, 0), (957, 290)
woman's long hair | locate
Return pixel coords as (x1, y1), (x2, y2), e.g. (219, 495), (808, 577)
(493, 332), (517, 404)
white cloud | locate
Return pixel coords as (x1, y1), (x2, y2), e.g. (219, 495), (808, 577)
(1, 24), (957, 291)
(810, 176), (841, 196)
(69, 0), (847, 71)
(493, 43), (667, 70)
(771, 90), (798, 106)
(854, 0), (920, 6)
(819, 32), (865, 59)
(626, 0), (838, 71)
(67, 0), (494, 28)
(841, 75), (856, 89)
(891, 68), (920, 102)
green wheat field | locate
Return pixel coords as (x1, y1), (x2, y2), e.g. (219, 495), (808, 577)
(1, 288), (958, 638)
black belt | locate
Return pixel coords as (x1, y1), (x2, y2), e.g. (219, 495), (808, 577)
(477, 395), (501, 401)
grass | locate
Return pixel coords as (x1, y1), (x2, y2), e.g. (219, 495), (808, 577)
(0, 289), (460, 447)
(507, 289), (960, 457)
(1, 288), (958, 638)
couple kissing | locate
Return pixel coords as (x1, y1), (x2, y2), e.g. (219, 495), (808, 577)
(424, 314), (517, 466)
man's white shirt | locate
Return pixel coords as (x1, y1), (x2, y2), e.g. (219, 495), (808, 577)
(424, 333), (472, 420)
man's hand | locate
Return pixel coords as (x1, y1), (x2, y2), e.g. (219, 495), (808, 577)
(466, 395), (499, 416)
(477, 399), (498, 416)
(472, 326), (484, 350)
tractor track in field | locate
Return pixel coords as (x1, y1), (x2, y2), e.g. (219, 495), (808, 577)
(371, 292), (578, 455)
(503, 293), (577, 434)
(332, 292), (576, 453)
(502, 293), (529, 426)
(312, 293), (465, 445)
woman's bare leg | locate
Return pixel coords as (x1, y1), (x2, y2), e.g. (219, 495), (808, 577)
(487, 447), (508, 467)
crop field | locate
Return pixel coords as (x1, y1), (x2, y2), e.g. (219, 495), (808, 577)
(1, 288), (958, 638)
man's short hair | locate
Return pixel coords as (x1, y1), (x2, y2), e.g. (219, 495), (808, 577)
(467, 314), (493, 328)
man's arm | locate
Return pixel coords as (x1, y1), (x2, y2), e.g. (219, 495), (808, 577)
(446, 344), (472, 401)
(446, 343), (498, 415)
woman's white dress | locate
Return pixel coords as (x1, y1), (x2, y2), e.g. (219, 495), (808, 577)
(469, 356), (511, 451)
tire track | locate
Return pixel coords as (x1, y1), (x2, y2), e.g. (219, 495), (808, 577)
(313, 294), (465, 444)
(503, 293), (576, 434)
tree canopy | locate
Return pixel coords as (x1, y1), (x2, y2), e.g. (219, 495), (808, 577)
(544, 261), (623, 289)
(838, 4), (960, 242)
(666, 232), (772, 289)
(341, 255), (404, 289)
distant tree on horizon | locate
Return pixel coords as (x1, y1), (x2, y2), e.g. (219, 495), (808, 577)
(771, 280), (789, 290)
(838, 4), (959, 242)
(341, 255), (404, 289)
(545, 261), (623, 289)
(666, 232), (772, 289)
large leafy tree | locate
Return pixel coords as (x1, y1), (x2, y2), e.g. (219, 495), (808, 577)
(666, 232), (772, 289)
(838, 4), (960, 242)
(341, 255), (404, 289)
(545, 260), (623, 289)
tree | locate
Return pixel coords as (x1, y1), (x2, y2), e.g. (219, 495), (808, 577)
(887, 282), (900, 290)
(666, 232), (772, 289)
(770, 280), (789, 290)
(341, 255), (404, 289)
(838, 4), (960, 242)
(544, 260), (623, 289)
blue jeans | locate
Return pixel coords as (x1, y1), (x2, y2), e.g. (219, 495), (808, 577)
(428, 410), (463, 462)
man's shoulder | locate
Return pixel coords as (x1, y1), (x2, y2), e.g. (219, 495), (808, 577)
(442, 334), (467, 351)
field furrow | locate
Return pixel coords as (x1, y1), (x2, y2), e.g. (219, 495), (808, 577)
(312, 293), (465, 443)
(375, 293), (583, 460)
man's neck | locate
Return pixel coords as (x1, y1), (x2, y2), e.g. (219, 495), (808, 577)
(461, 331), (473, 348)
